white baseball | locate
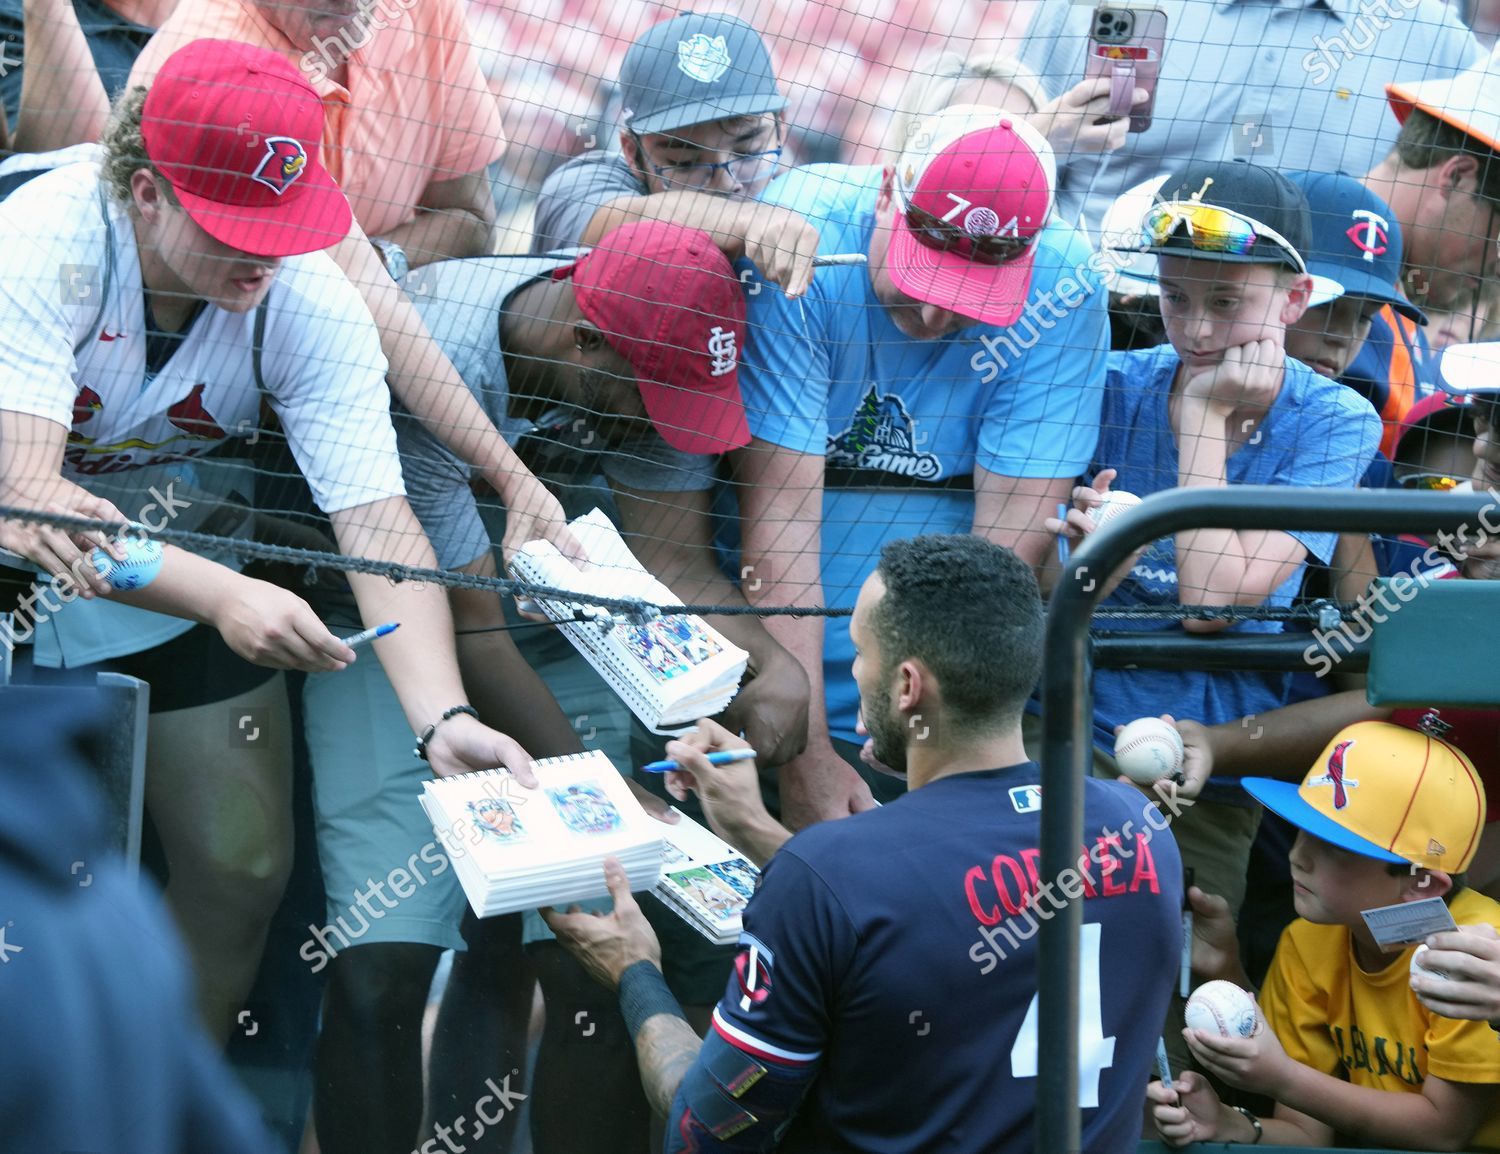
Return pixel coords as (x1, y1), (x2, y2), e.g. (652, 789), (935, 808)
(1087, 490), (1142, 530)
(1113, 717), (1185, 784)
(90, 536), (164, 591)
(1410, 943), (1449, 983)
(1185, 980), (1259, 1038)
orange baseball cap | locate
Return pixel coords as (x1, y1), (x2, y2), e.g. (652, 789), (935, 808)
(1243, 721), (1486, 871)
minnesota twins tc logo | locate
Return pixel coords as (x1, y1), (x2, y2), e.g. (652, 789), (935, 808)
(1347, 210), (1388, 264)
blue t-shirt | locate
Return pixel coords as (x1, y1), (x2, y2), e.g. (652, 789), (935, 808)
(690, 764), (1183, 1154)
(1089, 345), (1382, 790)
(740, 164), (1108, 743)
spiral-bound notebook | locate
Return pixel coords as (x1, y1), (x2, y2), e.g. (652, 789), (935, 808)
(418, 751), (666, 918)
(650, 808), (760, 945)
(418, 751), (760, 939)
(508, 509), (748, 733)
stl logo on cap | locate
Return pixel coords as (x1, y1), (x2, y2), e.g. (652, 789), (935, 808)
(677, 33), (731, 82)
(707, 324), (737, 378)
(252, 136), (309, 197)
(1347, 209), (1389, 264)
(1308, 739), (1359, 809)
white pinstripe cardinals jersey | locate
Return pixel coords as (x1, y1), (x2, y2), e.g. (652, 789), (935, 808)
(0, 159), (404, 515)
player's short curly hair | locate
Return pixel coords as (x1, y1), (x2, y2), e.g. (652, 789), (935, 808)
(99, 84), (180, 209)
(869, 534), (1043, 734)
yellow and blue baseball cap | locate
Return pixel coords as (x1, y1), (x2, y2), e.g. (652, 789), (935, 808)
(1243, 721), (1485, 871)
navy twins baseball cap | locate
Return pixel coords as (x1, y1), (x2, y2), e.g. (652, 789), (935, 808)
(620, 12), (786, 136)
(1285, 171), (1426, 324)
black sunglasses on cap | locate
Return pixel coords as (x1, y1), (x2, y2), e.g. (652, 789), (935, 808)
(902, 200), (1037, 266)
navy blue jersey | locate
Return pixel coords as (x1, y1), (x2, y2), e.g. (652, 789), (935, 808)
(688, 764), (1183, 1154)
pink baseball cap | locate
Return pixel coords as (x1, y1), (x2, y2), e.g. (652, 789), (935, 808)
(141, 40), (352, 258)
(565, 221), (749, 455)
(887, 104), (1057, 326)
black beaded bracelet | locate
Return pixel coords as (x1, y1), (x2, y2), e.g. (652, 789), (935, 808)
(414, 704), (480, 762)
(619, 959), (686, 1040)
(1231, 1105), (1263, 1145)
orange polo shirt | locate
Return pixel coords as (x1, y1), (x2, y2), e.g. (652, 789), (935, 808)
(129, 0), (506, 238)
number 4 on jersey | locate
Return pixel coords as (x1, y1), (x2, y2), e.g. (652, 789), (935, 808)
(1008, 922), (1117, 1108)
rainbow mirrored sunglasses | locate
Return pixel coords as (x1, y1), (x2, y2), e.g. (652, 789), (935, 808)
(1142, 200), (1307, 275)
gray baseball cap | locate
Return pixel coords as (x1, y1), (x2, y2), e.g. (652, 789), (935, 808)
(620, 12), (786, 136)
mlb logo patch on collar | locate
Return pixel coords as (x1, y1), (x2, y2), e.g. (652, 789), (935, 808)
(1010, 784), (1041, 814)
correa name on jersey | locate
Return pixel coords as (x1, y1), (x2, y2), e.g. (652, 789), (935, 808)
(966, 826), (1164, 975)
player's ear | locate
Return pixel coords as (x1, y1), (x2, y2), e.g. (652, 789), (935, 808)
(572, 319), (609, 355)
(1402, 867), (1452, 901)
(131, 169), (163, 223)
(1279, 272), (1314, 325)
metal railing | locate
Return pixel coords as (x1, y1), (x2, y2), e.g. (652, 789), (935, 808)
(1036, 485), (1496, 1154)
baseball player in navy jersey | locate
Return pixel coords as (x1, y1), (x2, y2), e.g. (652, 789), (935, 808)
(546, 533), (1184, 1153)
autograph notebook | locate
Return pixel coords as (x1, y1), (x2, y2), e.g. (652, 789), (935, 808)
(651, 808), (760, 945)
(419, 752), (760, 937)
(508, 508), (748, 733)
(419, 751), (666, 917)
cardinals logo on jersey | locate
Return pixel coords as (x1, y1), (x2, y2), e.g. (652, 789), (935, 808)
(166, 383), (229, 440)
(69, 385), (103, 443)
(251, 136), (309, 196)
(1309, 739), (1359, 809)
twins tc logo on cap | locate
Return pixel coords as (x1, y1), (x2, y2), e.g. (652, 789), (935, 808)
(1347, 209), (1389, 264)
(1308, 739), (1359, 809)
(251, 136), (309, 196)
(677, 33), (731, 82)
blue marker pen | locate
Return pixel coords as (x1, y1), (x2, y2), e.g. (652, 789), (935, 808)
(1056, 502), (1072, 566)
(641, 749), (759, 774)
(344, 622), (400, 650)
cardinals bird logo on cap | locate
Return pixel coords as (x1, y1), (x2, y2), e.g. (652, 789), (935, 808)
(677, 33), (731, 83)
(1309, 739), (1359, 809)
(251, 136), (308, 196)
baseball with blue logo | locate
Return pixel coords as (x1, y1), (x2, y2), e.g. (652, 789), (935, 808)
(91, 537), (164, 590)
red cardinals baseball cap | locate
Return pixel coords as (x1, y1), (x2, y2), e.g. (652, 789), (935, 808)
(887, 104), (1056, 326)
(1242, 721), (1486, 871)
(140, 40), (351, 258)
(565, 221), (749, 455)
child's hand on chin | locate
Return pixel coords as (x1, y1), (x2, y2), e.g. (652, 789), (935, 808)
(1181, 337), (1282, 412)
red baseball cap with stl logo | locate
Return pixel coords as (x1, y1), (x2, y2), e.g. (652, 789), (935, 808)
(888, 104), (1057, 326)
(141, 40), (352, 258)
(566, 222), (749, 455)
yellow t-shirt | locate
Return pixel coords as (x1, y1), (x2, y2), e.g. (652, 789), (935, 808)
(1260, 888), (1500, 1149)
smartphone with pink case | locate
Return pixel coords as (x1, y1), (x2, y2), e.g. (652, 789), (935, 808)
(1084, 5), (1167, 133)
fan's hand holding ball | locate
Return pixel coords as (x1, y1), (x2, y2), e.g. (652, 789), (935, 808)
(1113, 717), (1185, 784)
(1086, 489), (1142, 530)
(1185, 980), (1259, 1038)
(90, 536), (163, 590)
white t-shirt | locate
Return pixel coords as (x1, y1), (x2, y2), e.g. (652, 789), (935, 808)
(0, 158), (406, 665)
(0, 159), (404, 512)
